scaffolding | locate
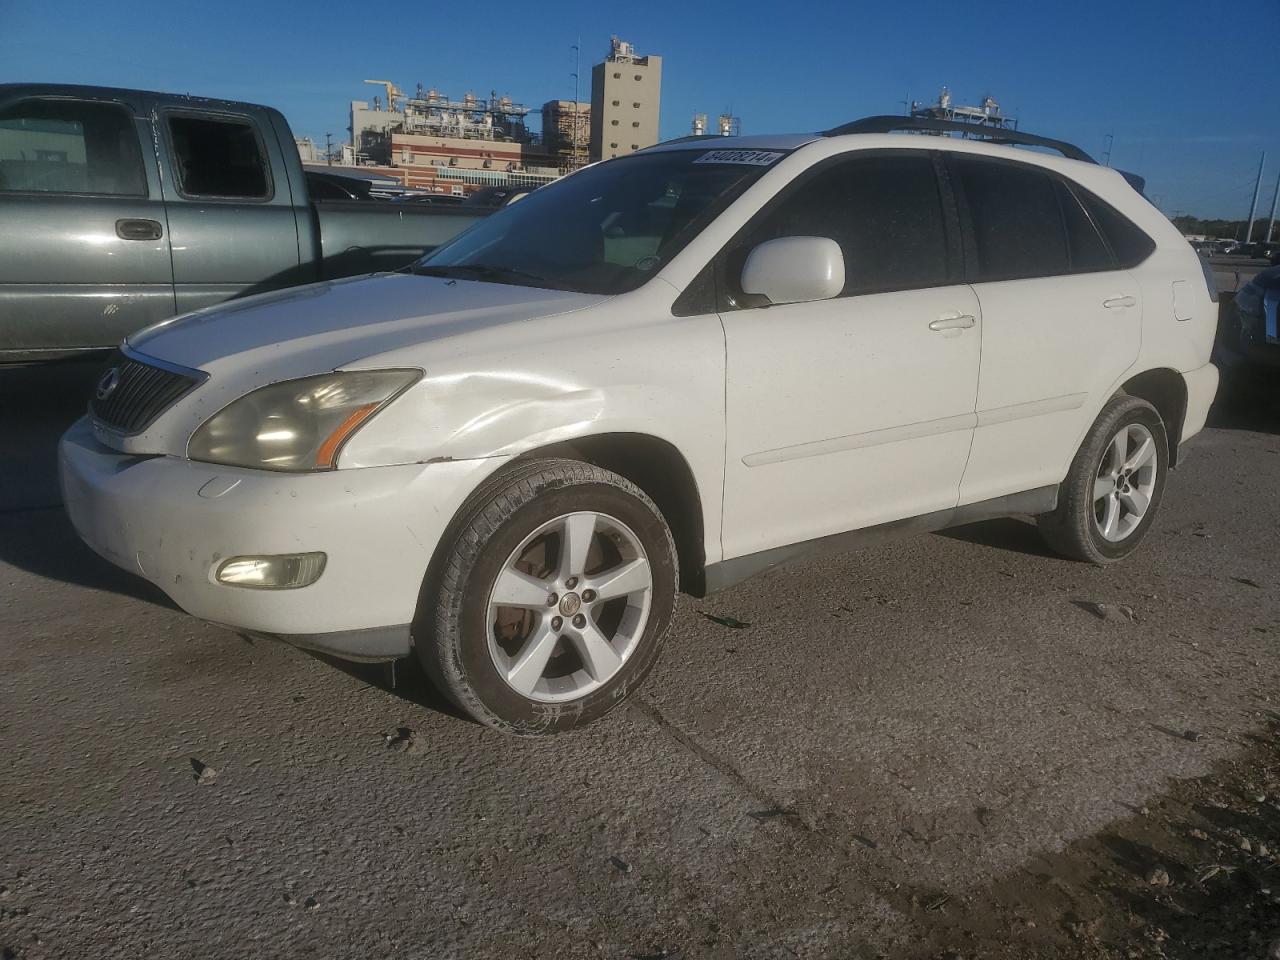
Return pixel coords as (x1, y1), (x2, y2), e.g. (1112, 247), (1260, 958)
(909, 87), (1016, 131)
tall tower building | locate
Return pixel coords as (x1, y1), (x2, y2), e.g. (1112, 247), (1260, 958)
(589, 37), (662, 162)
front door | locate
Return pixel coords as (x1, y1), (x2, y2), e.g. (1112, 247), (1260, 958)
(718, 151), (982, 559)
(0, 92), (173, 356)
(155, 108), (303, 314)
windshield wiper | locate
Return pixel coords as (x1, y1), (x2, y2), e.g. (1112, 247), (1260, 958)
(409, 263), (566, 290)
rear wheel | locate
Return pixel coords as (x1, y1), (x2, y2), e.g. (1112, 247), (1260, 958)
(1038, 396), (1168, 564)
(415, 459), (677, 735)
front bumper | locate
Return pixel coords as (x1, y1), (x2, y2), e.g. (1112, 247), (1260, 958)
(59, 417), (506, 659)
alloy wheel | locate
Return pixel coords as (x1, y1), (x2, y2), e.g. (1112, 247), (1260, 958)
(485, 511), (653, 702)
(1092, 423), (1158, 542)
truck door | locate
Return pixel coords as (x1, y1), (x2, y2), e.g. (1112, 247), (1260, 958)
(0, 91), (174, 358)
(155, 107), (303, 314)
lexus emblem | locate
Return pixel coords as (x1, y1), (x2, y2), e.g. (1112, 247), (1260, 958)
(96, 368), (121, 401)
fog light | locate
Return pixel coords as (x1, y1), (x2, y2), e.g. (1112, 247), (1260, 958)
(215, 553), (326, 589)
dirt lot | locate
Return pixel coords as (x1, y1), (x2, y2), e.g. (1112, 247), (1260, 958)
(2, 360), (1279, 959)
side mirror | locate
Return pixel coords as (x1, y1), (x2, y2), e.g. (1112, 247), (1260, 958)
(740, 236), (845, 306)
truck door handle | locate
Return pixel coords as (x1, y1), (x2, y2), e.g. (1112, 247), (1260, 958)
(1102, 295), (1136, 309)
(928, 313), (976, 332)
(115, 218), (164, 241)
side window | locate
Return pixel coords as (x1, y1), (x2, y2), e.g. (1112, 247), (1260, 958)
(168, 114), (270, 200)
(1054, 180), (1113, 273)
(954, 157), (1069, 282)
(0, 98), (145, 196)
(1076, 189), (1156, 268)
(732, 153), (951, 298)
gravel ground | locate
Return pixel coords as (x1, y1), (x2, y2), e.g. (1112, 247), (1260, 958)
(2, 360), (1279, 959)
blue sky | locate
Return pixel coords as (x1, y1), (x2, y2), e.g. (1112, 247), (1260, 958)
(4, 0), (1277, 219)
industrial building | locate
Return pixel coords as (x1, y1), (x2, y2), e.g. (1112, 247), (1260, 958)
(909, 87), (1014, 131)
(329, 36), (663, 194)
(589, 37), (662, 161)
(345, 81), (560, 196)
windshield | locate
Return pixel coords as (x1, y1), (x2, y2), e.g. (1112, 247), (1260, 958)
(411, 148), (788, 295)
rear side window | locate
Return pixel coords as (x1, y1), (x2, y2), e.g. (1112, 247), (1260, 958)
(168, 114), (270, 200)
(1076, 189), (1156, 268)
(737, 153), (951, 297)
(0, 98), (145, 196)
(954, 157), (1069, 281)
(1055, 180), (1114, 273)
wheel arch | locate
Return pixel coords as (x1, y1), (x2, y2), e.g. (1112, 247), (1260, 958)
(506, 433), (709, 597)
(1117, 368), (1188, 467)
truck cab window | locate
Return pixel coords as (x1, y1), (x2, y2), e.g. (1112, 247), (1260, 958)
(168, 114), (270, 200)
(0, 99), (145, 196)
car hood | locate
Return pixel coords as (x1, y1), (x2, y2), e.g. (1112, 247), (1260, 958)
(129, 272), (606, 376)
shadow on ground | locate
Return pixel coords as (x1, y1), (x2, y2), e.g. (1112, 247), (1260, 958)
(308, 651), (470, 722)
(892, 721), (1280, 960)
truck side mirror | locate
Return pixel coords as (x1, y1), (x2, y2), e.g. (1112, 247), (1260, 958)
(740, 236), (845, 306)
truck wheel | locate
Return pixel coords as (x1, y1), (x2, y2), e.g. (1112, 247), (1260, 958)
(1038, 396), (1168, 564)
(416, 459), (678, 735)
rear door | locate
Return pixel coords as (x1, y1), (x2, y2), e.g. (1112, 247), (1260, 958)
(155, 107), (303, 314)
(952, 155), (1143, 505)
(0, 91), (173, 356)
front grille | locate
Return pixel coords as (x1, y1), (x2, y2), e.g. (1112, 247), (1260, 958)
(89, 353), (202, 435)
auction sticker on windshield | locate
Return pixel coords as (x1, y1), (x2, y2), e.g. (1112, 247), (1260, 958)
(693, 150), (786, 166)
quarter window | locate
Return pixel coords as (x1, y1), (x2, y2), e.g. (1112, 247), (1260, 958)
(954, 157), (1069, 281)
(168, 114), (270, 200)
(734, 153), (951, 298)
(1055, 180), (1113, 273)
(0, 99), (145, 195)
(1077, 189), (1156, 267)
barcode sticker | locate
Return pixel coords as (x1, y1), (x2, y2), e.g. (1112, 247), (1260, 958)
(693, 150), (785, 166)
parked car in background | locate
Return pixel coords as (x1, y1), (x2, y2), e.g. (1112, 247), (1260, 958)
(304, 170), (376, 201)
(1234, 241), (1280, 262)
(1221, 264), (1280, 369)
(0, 84), (491, 362)
(60, 117), (1218, 734)
(463, 184), (540, 207)
(398, 193), (466, 205)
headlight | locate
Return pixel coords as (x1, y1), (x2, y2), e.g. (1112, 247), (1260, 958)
(188, 370), (419, 471)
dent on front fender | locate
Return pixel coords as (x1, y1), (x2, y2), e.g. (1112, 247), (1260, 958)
(336, 369), (617, 467)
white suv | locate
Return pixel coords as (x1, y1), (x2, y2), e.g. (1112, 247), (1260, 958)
(60, 119), (1220, 734)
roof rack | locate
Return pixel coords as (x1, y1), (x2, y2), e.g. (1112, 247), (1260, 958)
(823, 115), (1096, 164)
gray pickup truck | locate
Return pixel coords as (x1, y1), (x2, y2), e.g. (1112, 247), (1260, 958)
(0, 84), (489, 362)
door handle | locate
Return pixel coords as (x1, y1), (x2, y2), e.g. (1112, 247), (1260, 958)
(928, 313), (976, 332)
(1102, 295), (1136, 309)
(115, 218), (164, 241)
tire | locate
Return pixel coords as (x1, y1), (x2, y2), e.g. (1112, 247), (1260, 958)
(1037, 396), (1169, 564)
(414, 458), (678, 735)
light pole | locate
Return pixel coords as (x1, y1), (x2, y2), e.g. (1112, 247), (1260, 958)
(570, 38), (582, 169)
(325, 132), (333, 166)
(1267, 168), (1279, 243)
(1245, 152), (1266, 243)
(1101, 133), (1114, 167)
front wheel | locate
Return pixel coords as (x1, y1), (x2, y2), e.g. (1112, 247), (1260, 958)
(415, 459), (678, 735)
(1038, 396), (1169, 564)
